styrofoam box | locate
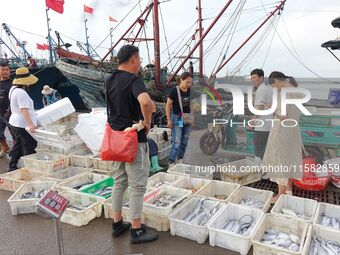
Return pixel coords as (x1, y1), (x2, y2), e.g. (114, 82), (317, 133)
(251, 214), (310, 255)
(271, 194), (318, 223)
(158, 146), (171, 160)
(146, 172), (185, 193)
(208, 204), (265, 255)
(36, 97), (75, 127)
(195, 180), (240, 203)
(228, 186), (273, 213)
(143, 186), (192, 217)
(43, 166), (90, 182)
(69, 148), (94, 168)
(42, 121), (77, 137)
(56, 172), (108, 192)
(169, 197), (224, 244)
(49, 136), (87, 155)
(91, 156), (113, 171)
(0, 169), (46, 192)
(302, 225), (340, 255)
(59, 190), (104, 227)
(148, 127), (171, 143)
(171, 176), (211, 194)
(313, 202), (340, 232)
(7, 181), (56, 215)
(21, 152), (69, 172)
(167, 163), (214, 180)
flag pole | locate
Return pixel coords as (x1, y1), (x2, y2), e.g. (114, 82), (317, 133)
(83, 12), (91, 57)
(109, 25), (114, 59)
(45, 7), (54, 64)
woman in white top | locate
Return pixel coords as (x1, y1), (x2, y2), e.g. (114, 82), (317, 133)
(8, 67), (38, 171)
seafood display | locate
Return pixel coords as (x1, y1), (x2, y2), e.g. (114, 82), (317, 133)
(152, 194), (179, 207)
(309, 238), (340, 255)
(320, 214), (340, 229)
(93, 187), (112, 197)
(148, 180), (172, 190)
(222, 215), (256, 236)
(182, 198), (220, 226)
(43, 155), (51, 161)
(72, 176), (95, 190)
(281, 208), (310, 220)
(261, 229), (301, 252)
(68, 203), (91, 211)
(240, 198), (264, 209)
(21, 189), (47, 199)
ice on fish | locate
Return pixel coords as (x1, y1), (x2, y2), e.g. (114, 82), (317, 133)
(261, 229), (300, 252)
(240, 198), (264, 209)
(320, 214), (340, 229)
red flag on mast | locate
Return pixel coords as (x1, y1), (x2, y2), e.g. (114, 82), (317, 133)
(84, 5), (94, 14)
(37, 43), (46, 50)
(109, 16), (118, 22)
(45, 0), (64, 14)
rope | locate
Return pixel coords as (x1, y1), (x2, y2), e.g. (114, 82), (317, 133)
(159, 4), (173, 71)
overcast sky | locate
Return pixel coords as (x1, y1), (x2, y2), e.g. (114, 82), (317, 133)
(0, 0), (339, 78)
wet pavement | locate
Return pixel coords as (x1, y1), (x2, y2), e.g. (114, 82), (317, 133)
(0, 130), (247, 255)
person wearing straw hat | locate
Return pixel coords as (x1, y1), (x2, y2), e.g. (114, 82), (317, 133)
(41, 85), (61, 107)
(8, 67), (38, 171)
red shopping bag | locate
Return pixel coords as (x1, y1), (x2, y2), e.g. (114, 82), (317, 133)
(101, 123), (138, 162)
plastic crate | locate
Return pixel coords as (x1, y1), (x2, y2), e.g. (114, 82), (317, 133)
(158, 145), (171, 160)
(208, 204), (264, 255)
(148, 127), (171, 142)
(7, 181), (56, 215)
(91, 156), (114, 171)
(157, 140), (171, 151)
(56, 173), (108, 192)
(81, 177), (114, 199)
(302, 225), (340, 255)
(146, 172), (185, 192)
(195, 180), (240, 202)
(143, 186), (192, 217)
(49, 136), (87, 155)
(169, 197), (224, 244)
(0, 169), (46, 192)
(59, 190), (104, 227)
(43, 166), (91, 182)
(171, 176), (211, 194)
(228, 186), (273, 212)
(313, 202), (340, 232)
(42, 121), (77, 137)
(21, 152), (69, 172)
(252, 214), (310, 255)
(271, 194), (318, 223)
(69, 149), (94, 168)
(167, 163), (214, 180)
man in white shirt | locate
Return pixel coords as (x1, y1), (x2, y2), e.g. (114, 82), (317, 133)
(250, 69), (273, 160)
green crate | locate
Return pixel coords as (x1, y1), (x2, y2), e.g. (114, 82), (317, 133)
(80, 177), (114, 199)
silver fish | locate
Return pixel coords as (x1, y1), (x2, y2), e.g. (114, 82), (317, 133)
(152, 194), (178, 207)
(222, 215), (255, 236)
(240, 198), (264, 209)
(310, 238), (340, 255)
(183, 198), (220, 226)
(21, 189), (47, 199)
(320, 214), (340, 229)
(261, 229), (300, 251)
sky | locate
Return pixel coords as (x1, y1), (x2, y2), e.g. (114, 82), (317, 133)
(0, 0), (339, 78)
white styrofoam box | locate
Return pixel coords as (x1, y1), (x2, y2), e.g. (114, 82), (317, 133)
(56, 172), (108, 192)
(43, 166), (90, 182)
(167, 163), (214, 180)
(171, 176), (211, 194)
(158, 145), (171, 160)
(0, 169), (46, 192)
(271, 194), (318, 223)
(169, 196), (224, 244)
(42, 121), (77, 137)
(195, 180), (240, 203)
(208, 204), (265, 255)
(7, 181), (56, 215)
(228, 186), (273, 213)
(59, 190), (104, 227)
(69, 148), (94, 168)
(252, 214), (310, 255)
(313, 202), (340, 232)
(143, 186), (192, 217)
(302, 225), (340, 255)
(157, 140), (171, 151)
(36, 97), (75, 126)
(148, 127), (171, 143)
(21, 152), (69, 172)
(146, 172), (185, 192)
(74, 114), (106, 155)
(91, 156), (113, 171)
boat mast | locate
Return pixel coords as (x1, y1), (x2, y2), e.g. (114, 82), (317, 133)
(198, 0), (203, 81)
(84, 18), (91, 57)
(153, 0), (161, 85)
(45, 8), (54, 64)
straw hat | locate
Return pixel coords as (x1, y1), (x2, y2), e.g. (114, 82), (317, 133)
(41, 85), (53, 95)
(12, 67), (38, 86)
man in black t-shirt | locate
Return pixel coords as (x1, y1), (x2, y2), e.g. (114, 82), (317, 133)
(107, 45), (158, 244)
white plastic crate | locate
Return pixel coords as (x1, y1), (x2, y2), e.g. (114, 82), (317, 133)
(91, 156), (113, 171)
(271, 194), (318, 223)
(36, 97), (75, 126)
(59, 190), (104, 227)
(69, 149), (94, 168)
(220, 158), (261, 185)
(43, 166), (90, 182)
(228, 186), (273, 212)
(252, 214), (310, 255)
(7, 181), (56, 215)
(208, 204), (264, 255)
(158, 145), (171, 160)
(143, 186), (192, 217)
(195, 180), (240, 202)
(302, 225), (340, 255)
(169, 196), (224, 244)
(21, 152), (69, 172)
(56, 172), (108, 192)
(0, 169), (46, 192)
(42, 121), (77, 137)
(148, 127), (171, 142)
(171, 176), (211, 194)
(157, 140), (171, 151)
(146, 172), (185, 192)
(49, 135), (87, 155)
(167, 163), (214, 180)
(313, 202), (340, 231)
